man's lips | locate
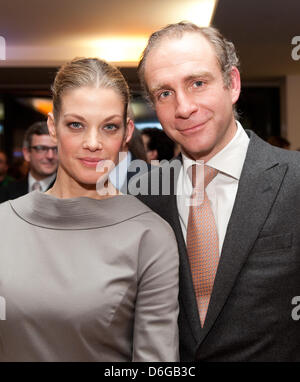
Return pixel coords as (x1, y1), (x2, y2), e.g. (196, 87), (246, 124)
(177, 121), (208, 136)
(41, 162), (57, 166)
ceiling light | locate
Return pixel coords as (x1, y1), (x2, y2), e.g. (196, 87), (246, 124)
(88, 36), (149, 64)
(172, 0), (218, 27)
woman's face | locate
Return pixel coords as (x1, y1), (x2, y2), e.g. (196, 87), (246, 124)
(48, 86), (133, 186)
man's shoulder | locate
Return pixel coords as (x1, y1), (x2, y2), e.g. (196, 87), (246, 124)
(6, 177), (28, 192)
(271, 145), (300, 163)
(0, 177), (28, 203)
(246, 129), (300, 165)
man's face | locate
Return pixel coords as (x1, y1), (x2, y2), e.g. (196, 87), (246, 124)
(144, 32), (241, 161)
(23, 134), (58, 180)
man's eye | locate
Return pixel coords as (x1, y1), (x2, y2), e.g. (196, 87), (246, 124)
(159, 90), (172, 99)
(69, 122), (82, 129)
(193, 80), (203, 88)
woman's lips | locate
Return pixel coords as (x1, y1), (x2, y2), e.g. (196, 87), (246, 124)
(79, 158), (104, 168)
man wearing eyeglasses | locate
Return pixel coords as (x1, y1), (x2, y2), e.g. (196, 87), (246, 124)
(0, 121), (58, 202)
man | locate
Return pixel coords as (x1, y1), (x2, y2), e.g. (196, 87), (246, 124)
(0, 151), (14, 187)
(0, 121), (58, 202)
(136, 22), (300, 361)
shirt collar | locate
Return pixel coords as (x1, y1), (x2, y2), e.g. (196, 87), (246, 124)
(182, 121), (250, 181)
(28, 172), (56, 192)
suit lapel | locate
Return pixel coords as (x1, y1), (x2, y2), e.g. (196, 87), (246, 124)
(196, 132), (289, 346)
(156, 159), (202, 341)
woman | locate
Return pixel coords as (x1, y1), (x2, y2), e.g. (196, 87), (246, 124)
(0, 58), (179, 361)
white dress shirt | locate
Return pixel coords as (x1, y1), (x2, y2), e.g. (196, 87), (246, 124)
(28, 172), (56, 193)
(176, 121), (250, 254)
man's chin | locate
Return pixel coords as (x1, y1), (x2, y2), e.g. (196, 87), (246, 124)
(38, 170), (56, 178)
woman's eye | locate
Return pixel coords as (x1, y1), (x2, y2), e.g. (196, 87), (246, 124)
(104, 124), (117, 131)
(69, 122), (82, 129)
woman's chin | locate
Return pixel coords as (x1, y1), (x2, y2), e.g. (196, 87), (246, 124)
(74, 177), (98, 188)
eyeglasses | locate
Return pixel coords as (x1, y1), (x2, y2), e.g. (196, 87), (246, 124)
(30, 145), (58, 154)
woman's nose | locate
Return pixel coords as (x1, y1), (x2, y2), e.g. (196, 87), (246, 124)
(82, 129), (102, 151)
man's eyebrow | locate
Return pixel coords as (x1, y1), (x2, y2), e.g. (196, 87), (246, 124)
(149, 84), (172, 95)
(149, 71), (214, 94)
(184, 71), (214, 81)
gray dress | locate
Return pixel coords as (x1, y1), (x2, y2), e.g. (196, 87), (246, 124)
(0, 192), (179, 362)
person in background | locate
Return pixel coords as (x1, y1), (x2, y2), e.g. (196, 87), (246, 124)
(0, 57), (179, 362)
(109, 107), (150, 193)
(0, 121), (58, 202)
(141, 127), (175, 163)
(0, 151), (14, 187)
(267, 135), (290, 149)
(7, 157), (29, 180)
(128, 126), (148, 162)
(136, 21), (300, 361)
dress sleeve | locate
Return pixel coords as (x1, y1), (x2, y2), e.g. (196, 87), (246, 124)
(132, 216), (179, 361)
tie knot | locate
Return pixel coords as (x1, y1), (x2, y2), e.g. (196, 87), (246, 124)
(190, 164), (218, 189)
(204, 165), (218, 188)
(31, 181), (42, 191)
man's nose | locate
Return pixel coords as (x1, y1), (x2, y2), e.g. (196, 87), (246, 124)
(83, 129), (102, 151)
(175, 91), (198, 119)
(46, 148), (57, 159)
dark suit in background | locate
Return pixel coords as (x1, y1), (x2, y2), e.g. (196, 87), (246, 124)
(137, 130), (300, 361)
(0, 176), (55, 203)
(0, 177), (28, 203)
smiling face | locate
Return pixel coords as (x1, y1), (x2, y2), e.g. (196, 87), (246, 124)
(22, 134), (58, 180)
(48, 86), (133, 188)
(144, 32), (241, 161)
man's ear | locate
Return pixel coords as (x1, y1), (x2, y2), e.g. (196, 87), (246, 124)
(125, 118), (135, 144)
(230, 66), (241, 105)
(22, 146), (31, 163)
(47, 113), (58, 144)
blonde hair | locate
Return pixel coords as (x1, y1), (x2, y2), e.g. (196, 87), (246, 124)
(52, 57), (130, 122)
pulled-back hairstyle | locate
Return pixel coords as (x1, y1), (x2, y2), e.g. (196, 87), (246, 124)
(51, 58), (130, 123)
(138, 21), (240, 96)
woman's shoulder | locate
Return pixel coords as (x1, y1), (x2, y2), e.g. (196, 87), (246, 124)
(121, 195), (173, 229)
(3, 192), (173, 235)
(0, 199), (12, 215)
(0, 197), (25, 225)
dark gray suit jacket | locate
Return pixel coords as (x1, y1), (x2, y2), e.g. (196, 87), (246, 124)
(0, 177), (29, 203)
(0, 175), (55, 203)
(136, 130), (300, 361)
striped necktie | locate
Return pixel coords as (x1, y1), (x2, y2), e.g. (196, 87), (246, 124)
(186, 164), (219, 327)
